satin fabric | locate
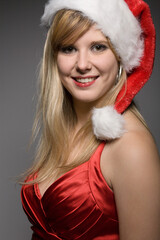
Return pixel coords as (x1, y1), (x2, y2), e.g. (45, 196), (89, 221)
(21, 142), (119, 239)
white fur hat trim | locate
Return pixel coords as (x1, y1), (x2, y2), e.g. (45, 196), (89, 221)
(92, 106), (126, 140)
(41, 0), (144, 72)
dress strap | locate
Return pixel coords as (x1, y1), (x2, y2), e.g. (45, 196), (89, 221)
(88, 141), (118, 220)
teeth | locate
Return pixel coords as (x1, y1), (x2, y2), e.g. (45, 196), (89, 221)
(75, 77), (96, 83)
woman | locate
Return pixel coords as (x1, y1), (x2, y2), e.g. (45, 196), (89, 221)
(21, 0), (160, 239)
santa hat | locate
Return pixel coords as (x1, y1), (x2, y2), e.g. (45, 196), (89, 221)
(41, 0), (156, 140)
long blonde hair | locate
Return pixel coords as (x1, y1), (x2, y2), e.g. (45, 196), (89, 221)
(20, 9), (146, 184)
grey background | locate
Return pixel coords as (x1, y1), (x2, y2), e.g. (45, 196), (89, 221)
(1, 0), (159, 239)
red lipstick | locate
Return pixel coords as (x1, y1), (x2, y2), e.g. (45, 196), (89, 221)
(72, 76), (98, 88)
(73, 79), (96, 87)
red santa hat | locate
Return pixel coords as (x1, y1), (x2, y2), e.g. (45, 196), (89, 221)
(41, 0), (156, 140)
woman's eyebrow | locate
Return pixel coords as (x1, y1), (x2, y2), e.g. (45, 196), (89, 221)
(90, 40), (109, 45)
(92, 39), (108, 43)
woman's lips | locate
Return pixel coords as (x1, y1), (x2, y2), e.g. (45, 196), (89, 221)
(72, 76), (99, 88)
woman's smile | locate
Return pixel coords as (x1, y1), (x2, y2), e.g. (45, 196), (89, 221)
(72, 75), (99, 87)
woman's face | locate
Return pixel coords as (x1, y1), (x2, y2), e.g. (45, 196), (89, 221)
(57, 25), (118, 104)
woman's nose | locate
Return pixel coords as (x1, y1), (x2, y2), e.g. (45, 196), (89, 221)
(76, 50), (91, 72)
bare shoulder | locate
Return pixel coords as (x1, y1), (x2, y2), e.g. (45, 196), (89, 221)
(101, 110), (160, 239)
(101, 110), (160, 182)
(113, 121), (159, 169)
(110, 118), (160, 189)
(117, 110), (158, 165)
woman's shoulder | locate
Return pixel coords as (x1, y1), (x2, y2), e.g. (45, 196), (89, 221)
(101, 110), (160, 239)
(115, 112), (157, 157)
(107, 109), (158, 160)
(100, 110), (160, 188)
(116, 110), (159, 161)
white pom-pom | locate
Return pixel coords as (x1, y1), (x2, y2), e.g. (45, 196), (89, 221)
(92, 106), (126, 140)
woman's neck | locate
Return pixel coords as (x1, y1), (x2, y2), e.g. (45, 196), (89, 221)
(73, 99), (95, 129)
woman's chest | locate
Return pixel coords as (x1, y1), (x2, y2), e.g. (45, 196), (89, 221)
(33, 162), (118, 239)
(22, 143), (119, 239)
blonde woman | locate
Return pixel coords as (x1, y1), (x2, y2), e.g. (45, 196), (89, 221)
(21, 0), (160, 239)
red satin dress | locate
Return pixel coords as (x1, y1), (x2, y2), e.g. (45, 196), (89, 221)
(21, 142), (119, 239)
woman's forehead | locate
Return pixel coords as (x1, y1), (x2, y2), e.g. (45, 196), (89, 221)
(72, 25), (107, 43)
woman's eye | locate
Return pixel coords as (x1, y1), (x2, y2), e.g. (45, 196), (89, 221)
(91, 44), (107, 52)
(60, 46), (76, 54)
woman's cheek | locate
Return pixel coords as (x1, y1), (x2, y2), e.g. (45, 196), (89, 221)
(57, 54), (75, 76)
